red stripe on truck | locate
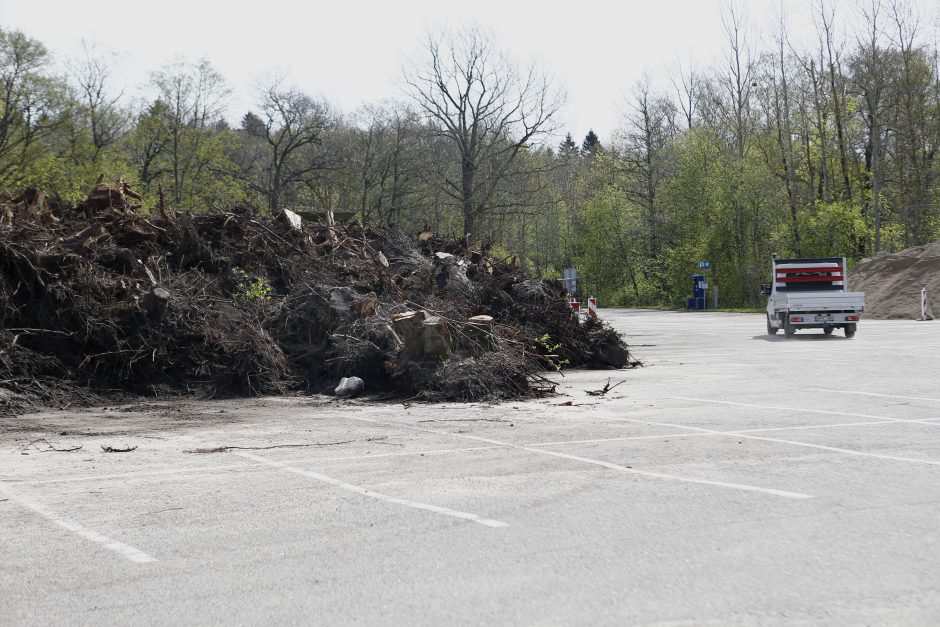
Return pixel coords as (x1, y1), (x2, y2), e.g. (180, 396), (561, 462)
(777, 275), (844, 283)
(775, 266), (841, 273)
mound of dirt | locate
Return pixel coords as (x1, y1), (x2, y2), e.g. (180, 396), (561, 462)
(0, 183), (633, 414)
(851, 240), (940, 319)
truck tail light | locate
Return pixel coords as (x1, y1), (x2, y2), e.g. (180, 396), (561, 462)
(790, 316), (803, 322)
(847, 315), (859, 321)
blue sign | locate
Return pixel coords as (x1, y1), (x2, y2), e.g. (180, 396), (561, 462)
(698, 261), (710, 269)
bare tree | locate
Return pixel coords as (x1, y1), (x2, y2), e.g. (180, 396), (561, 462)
(66, 40), (127, 159)
(671, 57), (699, 130)
(150, 57), (231, 203)
(888, 0), (935, 246)
(816, 0), (854, 202)
(241, 76), (332, 214)
(767, 15), (802, 255)
(619, 79), (678, 261)
(852, 0), (891, 252)
(405, 25), (564, 237)
(719, 2), (755, 161)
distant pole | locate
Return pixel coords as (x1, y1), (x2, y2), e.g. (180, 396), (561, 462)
(921, 287), (928, 321)
(714, 285), (719, 309)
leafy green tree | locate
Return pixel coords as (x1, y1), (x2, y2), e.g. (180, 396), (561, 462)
(0, 28), (64, 189)
(148, 57), (232, 206)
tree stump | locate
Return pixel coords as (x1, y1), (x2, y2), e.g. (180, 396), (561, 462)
(420, 316), (451, 359)
(392, 310), (451, 361)
(466, 315), (496, 351)
(392, 310), (425, 363)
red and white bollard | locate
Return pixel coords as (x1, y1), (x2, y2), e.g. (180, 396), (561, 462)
(569, 299), (580, 312)
(921, 287), (928, 320)
(587, 296), (598, 318)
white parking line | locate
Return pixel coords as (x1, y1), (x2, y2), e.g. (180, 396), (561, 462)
(527, 419), (896, 448)
(233, 451), (509, 528)
(672, 397), (940, 426)
(3, 445), (502, 487)
(340, 417), (812, 500)
(0, 485), (156, 563)
(808, 388), (940, 403)
(610, 416), (940, 468)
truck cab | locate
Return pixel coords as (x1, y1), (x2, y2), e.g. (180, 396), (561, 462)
(763, 257), (865, 338)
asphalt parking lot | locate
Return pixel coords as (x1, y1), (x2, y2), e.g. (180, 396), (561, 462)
(2, 309), (940, 625)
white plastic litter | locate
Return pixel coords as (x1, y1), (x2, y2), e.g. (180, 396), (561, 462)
(335, 376), (365, 397)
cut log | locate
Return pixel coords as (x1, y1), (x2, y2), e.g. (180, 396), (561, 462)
(61, 224), (110, 252)
(466, 314), (496, 351)
(391, 310), (425, 347)
(82, 179), (142, 215)
(34, 252), (80, 272)
(393, 310), (453, 362)
(420, 316), (451, 359)
(277, 208), (303, 231)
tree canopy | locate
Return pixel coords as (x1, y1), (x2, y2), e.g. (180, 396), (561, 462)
(3, 3), (940, 308)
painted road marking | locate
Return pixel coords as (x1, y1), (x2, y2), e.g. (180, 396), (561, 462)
(233, 451), (509, 528)
(2, 446), (502, 486)
(808, 388), (940, 403)
(611, 416), (940, 468)
(6, 416), (900, 488)
(527, 419), (898, 448)
(672, 397), (940, 426)
(0, 485), (156, 563)
(339, 416), (813, 500)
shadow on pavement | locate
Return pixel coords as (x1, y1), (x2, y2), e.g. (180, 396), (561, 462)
(751, 334), (850, 342)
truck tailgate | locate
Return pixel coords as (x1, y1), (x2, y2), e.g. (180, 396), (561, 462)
(775, 291), (865, 311)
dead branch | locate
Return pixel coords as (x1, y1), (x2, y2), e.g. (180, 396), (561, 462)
(101, 444), (138, 453)
(21, 438), (83, 452)
(585, 378), (625, 396)
(183, 440), (354, 454)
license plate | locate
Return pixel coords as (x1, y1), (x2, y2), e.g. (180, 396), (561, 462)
(815, 314), (833, 322)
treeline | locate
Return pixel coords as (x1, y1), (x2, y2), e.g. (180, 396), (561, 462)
(2, 2), (939, 307)
(578, 2), (940, 307)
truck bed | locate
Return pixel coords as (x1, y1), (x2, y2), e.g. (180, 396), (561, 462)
(772, 291), (865, 312)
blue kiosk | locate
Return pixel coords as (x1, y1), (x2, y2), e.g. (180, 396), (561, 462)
(687, 274), (707, 310)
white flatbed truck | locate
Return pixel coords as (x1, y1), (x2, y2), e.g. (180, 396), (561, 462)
(763, 257), (865, 338)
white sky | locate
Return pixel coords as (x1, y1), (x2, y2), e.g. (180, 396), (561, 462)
(1, 0), (935, 143)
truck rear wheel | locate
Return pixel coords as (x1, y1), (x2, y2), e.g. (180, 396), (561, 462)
(784, 316), (796, 337)
(767, 314), (778, 335)
(844, 323), (856, 338)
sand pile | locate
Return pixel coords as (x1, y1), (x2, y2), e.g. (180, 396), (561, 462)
(850, 240), (940, 319)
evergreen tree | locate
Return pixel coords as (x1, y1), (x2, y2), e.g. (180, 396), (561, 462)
(558, 132), (580, 159)
(581, 129), (601, 157)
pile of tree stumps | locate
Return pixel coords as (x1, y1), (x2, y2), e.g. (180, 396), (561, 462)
(0, 180), (633, 414)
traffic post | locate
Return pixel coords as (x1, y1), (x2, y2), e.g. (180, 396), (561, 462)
(921, 287), (928, 320)
(587, 296), (598, 318)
